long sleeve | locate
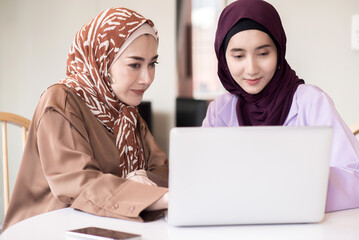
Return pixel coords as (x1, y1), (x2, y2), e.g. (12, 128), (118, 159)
(201, 84), (359, 212)
(37, 110), (167, 220)
(292, 86), (359, 212)
(2, 85), (168, 232)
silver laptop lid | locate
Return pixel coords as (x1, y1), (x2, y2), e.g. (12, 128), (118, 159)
(168, 126), (332, 226)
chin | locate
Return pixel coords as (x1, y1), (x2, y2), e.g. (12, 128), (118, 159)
(243, 89), (259, 95)
(123, 102), (140, 107)
(244, 86), (265, 95)
(125, 99), (142, 107)
(116, 94), (142, 106)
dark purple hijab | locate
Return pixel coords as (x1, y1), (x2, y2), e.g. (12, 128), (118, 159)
(215, 0), (304, 126)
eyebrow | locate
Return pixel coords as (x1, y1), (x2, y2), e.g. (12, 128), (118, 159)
(229, 44), (273, 52)
(127, 55), (159, 61)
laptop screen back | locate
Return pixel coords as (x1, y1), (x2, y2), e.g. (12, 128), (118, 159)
(168, 126), (332, 226)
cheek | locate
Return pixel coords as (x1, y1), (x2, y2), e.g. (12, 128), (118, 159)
(227, 61), (244, 79)
(112, 70), (136, 88)
(111, 83), (124, 99)
(111, 77), (132, 99)
(265, 57), (278, 77)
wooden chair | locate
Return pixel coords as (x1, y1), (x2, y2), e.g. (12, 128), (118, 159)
(350, 121), (359, 136)
(0, 112), (30, 215)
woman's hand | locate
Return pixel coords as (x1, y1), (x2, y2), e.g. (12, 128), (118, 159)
(126, 169), (157, 186)
(126, 169), (168, 211)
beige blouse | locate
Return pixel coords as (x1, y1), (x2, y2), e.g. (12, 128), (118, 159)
(2, 84), (168, 231)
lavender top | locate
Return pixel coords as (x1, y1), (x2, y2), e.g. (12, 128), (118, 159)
(202, 84), (359, 212)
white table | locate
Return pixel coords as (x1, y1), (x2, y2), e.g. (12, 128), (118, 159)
(1, 208), (359, 240)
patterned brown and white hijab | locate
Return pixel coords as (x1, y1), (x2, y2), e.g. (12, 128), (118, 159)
(58, 8), (158, 177)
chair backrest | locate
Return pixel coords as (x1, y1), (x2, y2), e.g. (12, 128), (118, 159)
(0, 112), (30, 215)
(350, 121), (359, 136)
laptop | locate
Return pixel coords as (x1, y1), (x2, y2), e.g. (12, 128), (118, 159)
(167, 126), (332, 226)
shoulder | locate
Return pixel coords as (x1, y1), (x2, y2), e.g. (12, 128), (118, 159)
(39, 84), (85, 108)
(204, 92), (238, 127)
(210, 92), (237, 110)
(38, 84), (69, 108)
(33, 84), (91, 130)
(38, 84), (89, 113)
(286, 84), (337, 125)
(292, 84), (334, 110)
(294, 84), (331, 102)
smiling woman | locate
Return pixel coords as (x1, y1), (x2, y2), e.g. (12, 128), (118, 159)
(225, 28), (277, 95)
(109, 34), (159, 106)
(202, 0), (359, 213)
(1, 7), (168, 232)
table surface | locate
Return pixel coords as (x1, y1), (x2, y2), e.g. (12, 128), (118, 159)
(1, 207), (359, 240)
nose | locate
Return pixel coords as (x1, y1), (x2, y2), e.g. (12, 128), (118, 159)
(246, 56), (259, 76)
(139, 68), (154, 86)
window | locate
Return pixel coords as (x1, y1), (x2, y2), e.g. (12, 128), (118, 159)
(177, 0), (229, 99)
(191, 0), (226, 99)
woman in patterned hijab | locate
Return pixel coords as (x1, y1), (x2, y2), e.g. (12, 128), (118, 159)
(2, 7), (168, 231)
(60, 8), (158, 178)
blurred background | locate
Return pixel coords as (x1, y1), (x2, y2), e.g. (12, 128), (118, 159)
(1, 0), (359, 223)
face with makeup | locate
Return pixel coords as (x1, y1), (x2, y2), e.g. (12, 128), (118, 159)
(225, 29), (278, 95)
(109, 34), (158, 106)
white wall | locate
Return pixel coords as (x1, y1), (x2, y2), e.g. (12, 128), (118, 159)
(0, 0), (176, 223)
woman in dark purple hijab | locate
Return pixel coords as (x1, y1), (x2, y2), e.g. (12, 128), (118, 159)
(215, 0), (304, 126)
(203, 0), (359, 212)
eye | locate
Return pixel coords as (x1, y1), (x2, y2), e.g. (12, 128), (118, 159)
(129, 63), (141, 69)
(258, 52), (269, 57)
(149, 61), (159, 68)
(257, 48), (271, 57)
(233, 55), (244, 59)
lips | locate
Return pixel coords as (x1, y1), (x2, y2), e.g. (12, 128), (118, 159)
(245, 78), (261, 86)
(132, 89), (146, 95)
